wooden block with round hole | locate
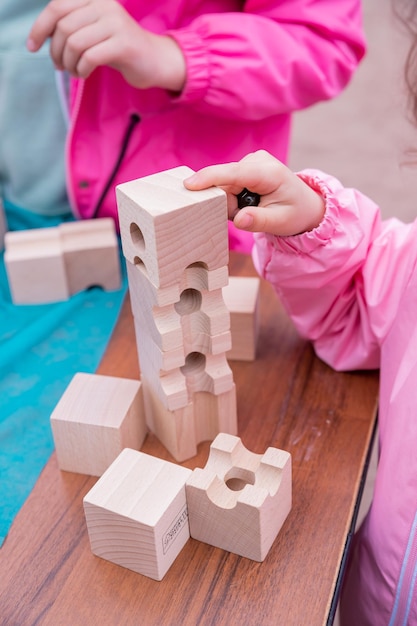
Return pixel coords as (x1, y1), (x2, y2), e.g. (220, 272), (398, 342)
(116, 166), (228, 289)
(186, 433), (292, 561)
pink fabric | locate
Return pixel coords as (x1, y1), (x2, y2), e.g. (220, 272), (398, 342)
(254, 171), (417, 625)
(65, 0), (365, 253)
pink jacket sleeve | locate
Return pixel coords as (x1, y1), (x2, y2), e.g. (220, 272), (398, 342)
(253, 171), (417, 371)
(168, 0), (366, 120)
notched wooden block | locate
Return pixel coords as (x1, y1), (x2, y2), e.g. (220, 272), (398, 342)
(116, 166), (228, 289)
(50, 372), (147, 476)
(143, 385), (238, 462)
(83, 448), (192, 580)
(186, 433), (292, 561)
(4, 218), (121, 304)
(60, 218), (121, 293)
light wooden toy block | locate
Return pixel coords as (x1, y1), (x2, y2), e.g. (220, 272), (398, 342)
(4, 218), (121, 304)
(0, 197), (7, 250)
(134, 322), (234, 411)
(60, 218), (121, 293)
(127, 260), (230, 355)
(4, 227), (69, 304)
(143, 386), (237, 462)
(186, 433), (292, 561)
(50, 372), (147, 476)
(223, 276), (261, 361)
(116, 166), (228, 289)
(83, 447), (192, 580)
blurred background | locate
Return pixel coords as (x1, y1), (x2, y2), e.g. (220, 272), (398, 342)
(290, 0), (417, 224)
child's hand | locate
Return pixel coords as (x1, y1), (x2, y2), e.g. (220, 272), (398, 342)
(27, 0), (186, 92)
(184, 151), (326, 237)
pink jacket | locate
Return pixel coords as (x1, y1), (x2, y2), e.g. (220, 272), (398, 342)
(66, 0), (365, 253)
(254, 171), (417, 625)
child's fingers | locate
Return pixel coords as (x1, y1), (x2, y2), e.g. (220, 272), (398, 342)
(184, 163), (245, 196)
(184, 151), (288, 198)
(27, 0), (87, 52)
(233, 204), (296, 237)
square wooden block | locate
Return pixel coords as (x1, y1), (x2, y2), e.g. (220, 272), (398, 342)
(83, 448), (192, 580)
(50, 373), (147, 476)
(116, 166), (228, 289)
(4, 227), (69, 303)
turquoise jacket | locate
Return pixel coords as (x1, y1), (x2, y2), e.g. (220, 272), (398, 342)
(0, 1), (70, 216)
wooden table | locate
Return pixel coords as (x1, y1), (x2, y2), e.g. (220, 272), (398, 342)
(0, 252), (379, 626)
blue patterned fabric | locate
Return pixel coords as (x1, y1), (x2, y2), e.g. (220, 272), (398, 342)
(0, 202), (128, 546)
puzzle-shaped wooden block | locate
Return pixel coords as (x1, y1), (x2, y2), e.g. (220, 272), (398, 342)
(83, 448), (192, 580)
(50, 373), (147, 476)
(186, 433), (292, 561)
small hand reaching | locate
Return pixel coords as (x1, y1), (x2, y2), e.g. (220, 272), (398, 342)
(184, 150), (326, 237)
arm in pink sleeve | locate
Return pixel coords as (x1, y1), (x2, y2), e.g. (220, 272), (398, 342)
(253, 171), (417, 371)
(168, 0), (366, 120)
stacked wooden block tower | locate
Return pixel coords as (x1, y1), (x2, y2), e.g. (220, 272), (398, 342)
(48, 166), (291, 580)
(115, 166), (238, 462)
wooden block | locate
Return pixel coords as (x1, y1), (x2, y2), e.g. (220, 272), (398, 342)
(83, 448), (192, 580)
(50, 373), (147, 476)
(4, 227), (69, 304)
(60, 218), (121, 293)
(186, 433), (292, 561)
(0, 198), (7, 250)
(127, 260), (230, 354)
(4, 218), (121, 304)
(143, 385), (237, 462)
(116, 166), (228, 289)
(223, 276), (260, 361)
(136, 322), (234, 411)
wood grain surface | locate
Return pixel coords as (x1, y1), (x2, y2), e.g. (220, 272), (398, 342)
(0, 252), (379, 626)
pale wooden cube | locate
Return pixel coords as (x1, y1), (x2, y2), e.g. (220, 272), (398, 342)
(186, 433), (292, 561)
(83, 448), (192, 580)
(116, 166), (228, 289)
(50, 373), (147, 476)
(4, 227), (69, 304)
(223, 276), (260, 361)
